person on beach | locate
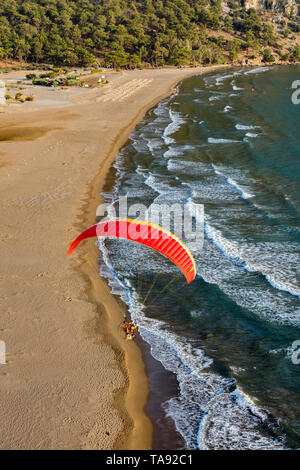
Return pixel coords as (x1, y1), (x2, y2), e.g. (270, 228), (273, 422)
(121, 321), (137, 340)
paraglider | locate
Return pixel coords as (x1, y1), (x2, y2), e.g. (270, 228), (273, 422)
(68, 218), (196, 284)
(120, 321), (137, 340)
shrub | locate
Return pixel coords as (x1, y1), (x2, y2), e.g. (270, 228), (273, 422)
(229, 49), (238, 61)
(26, 73), (36, 80)
(288, 45), (300, 62)
(289, 22), (300, 33)
(262, 48), (275, 62)
(15, 92), (23, 100)
(279, 52), (288, 61)
(4, 94), (12, 100)
(25, 95), (34, 101)
(40, 71), (58, 79)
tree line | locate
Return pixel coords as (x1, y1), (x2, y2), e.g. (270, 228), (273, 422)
(0, 0), (299, 67)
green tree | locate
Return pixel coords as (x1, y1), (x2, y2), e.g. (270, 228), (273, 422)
(262, 48), (275, 62)
(15, 38), (30, 62)
(31, 36), (43, 63)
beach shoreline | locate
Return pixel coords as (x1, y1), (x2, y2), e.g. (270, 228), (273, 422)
(0, 65), (229, 449)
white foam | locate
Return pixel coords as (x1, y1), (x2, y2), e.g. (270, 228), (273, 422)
(97, 229), (288, 449)
(231, 81), (244, 91)
(236, 124), (260, 131)
(223, 105), (232, 113)
(163, 109), (185, 145)
(209, 95), (221, 101)
(216, 73), (235, 85)
(245, 132), (259, 138)
(244, 66), (271, 75)
(144, 173), (173, 195)
(208, 138), (240, 144)
(200, 388), (285, 450)
(207, 71), (242, 87)
(163, 147), (183, 159)
(204, 222), (300, 300)
(146, 137), (163, 152)
(97, 86), (295, 449)
(167, 159), (212, 177)
(132, 293), (285, 449)
(265, 273), (300, 298)
(209, 93), (227, 102)
(131, 138), (149, 152)
(212, 165), (254, 199)
(194, 238), (300, 327)
(163, 144), (197, 160)
(269, 346), (295, 359)
(162, 397), (203, 449)
(224, 176), (253, 199)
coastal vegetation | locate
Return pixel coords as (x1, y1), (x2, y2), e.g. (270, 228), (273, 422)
(0, 0), (299, 68)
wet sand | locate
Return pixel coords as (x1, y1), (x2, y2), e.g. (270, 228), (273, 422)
(0, 65), (228, 449)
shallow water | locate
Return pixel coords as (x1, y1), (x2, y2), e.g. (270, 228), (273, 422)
(99, 65), (300, 449)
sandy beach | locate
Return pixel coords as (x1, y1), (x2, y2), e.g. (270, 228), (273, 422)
(0, 65), (228, 449)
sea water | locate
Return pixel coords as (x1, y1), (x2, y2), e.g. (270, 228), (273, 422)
(99, 65), (300, 449)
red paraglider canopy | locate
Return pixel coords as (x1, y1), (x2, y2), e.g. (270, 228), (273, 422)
(68, 219), (196, 283)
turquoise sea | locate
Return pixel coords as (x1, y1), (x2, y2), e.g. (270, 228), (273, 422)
(99, 65), (300, 449)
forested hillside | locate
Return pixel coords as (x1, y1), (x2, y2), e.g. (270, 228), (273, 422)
(0, 0), (299, 67)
